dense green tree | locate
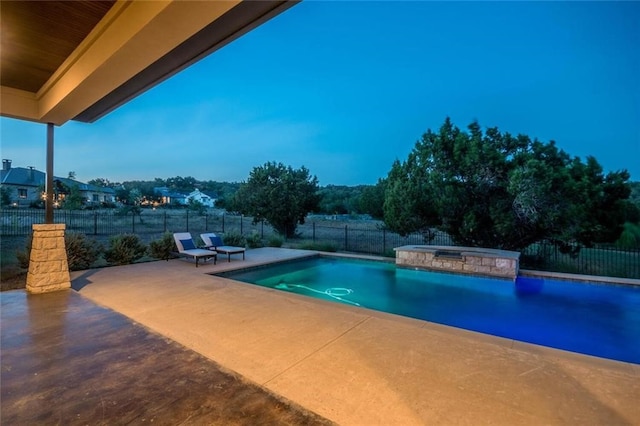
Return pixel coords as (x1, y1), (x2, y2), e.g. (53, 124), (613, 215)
(114, 186), (131, 204)
(358, 179), (386, 219)
(165, 176), (198, 193)
(317, 185), (365, 215)
(232, 162), (320, 238)
(199, 180), (241, 198)
(187, 199), (206, 215)
(1, 186), (13, 207)
(87, 178), (116, 188)
(627, 182), (640, 223)
(629, 182), (640, 206)
(214, 197), (229, 210)
(63, 185), (85, 210)
(384, 118), (633, 251)
(120, 181), (160, 204)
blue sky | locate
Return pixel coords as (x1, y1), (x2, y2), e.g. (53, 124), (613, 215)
(1, 1), (639, 186)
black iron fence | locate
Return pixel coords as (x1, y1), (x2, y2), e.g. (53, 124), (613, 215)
(1, 209), (638, 279)
(0, 208), (258, 237)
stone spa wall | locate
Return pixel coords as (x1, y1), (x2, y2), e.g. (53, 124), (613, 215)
(395, 245), (520, 280)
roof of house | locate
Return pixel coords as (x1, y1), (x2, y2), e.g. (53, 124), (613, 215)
(1, 167), (44, 187)
(1, 166), (114, 193)
(154, 187), (187, 199)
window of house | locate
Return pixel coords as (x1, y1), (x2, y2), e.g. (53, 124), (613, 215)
(93, 194), (99, 202)
(18, 188), (27, 198)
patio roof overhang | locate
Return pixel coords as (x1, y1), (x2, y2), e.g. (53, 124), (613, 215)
(0, 0), (297, 126)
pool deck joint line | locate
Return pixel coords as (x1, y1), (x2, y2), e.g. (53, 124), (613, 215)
(262, 316), (373, 386)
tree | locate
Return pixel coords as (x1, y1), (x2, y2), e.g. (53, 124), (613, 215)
(0, 185), (13, 207)
(626, 181), (640, 223)
(62, 184), (85, 210)
(384, 118), (633, 252)
(166, 176), (198, 193)
(359, 179), (386, 219)
(187, 199), (206, 215)
(68, 171), (76, 180)
(232, 162), (320, 238)
(114, 186), (131, 204)
(88, 178), (115, 188)
(317, 185), (365, 215)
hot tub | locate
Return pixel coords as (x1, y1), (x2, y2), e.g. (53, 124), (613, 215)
(394, 245), (520, 280)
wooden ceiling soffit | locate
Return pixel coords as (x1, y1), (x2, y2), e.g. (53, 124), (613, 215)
(1, 1), (116, 93)
(0, 0), (297, 125)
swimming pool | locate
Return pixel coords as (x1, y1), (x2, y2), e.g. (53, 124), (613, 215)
(217, 256), (640, 364)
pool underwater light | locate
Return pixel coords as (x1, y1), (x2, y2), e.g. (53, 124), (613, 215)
(275, 283), (360, 306)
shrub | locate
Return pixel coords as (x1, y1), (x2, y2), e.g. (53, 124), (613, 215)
(298, 241), (337, 252)
(101, 201), (117, 209)
(246, 232), (264, 249)
(16, 235), (32, 269)
(222, 232), (246, 247)
(616, 222), (640, 249)
(382, 248), (396, 258)
(267, 234), (284, 248)
(104, 234), (147, 265)
(16, 231), (101, 270)
(65, 231), (102, 270)
(149, 232), (177, 260)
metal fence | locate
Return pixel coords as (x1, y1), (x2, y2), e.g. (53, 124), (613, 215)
(1, 208), (638, 279)
(0, 208), (259, 238)
(296, 221), (453, 256)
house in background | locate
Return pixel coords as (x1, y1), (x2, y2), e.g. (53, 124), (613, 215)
(0, 160), (41, 207)
(185, 189), (216, 208)
(151, 187), (216, 208)
(153, 187), (188, 206)
(1, 159), (115, 207)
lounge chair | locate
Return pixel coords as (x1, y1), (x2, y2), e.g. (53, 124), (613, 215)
(201, 233), (246, 262)
(173, 232), (217, 267)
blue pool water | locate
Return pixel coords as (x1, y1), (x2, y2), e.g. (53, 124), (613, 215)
(218, 257), (640, 364)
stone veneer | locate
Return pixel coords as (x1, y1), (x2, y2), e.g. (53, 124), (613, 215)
(26, 224), (71, 294)
(395, 245), (520, 280)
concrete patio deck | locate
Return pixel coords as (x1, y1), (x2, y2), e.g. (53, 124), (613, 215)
(3, 248), (639, 424)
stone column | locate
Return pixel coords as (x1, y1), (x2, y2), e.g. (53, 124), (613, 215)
(26, 224), (70, 294)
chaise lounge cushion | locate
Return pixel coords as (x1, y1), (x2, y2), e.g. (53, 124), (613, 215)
(180, 239), (196, 250)
(209, 236), (224, 247)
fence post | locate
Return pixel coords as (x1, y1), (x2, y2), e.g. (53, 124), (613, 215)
(186, 210), (189, 232)
(261, 220), (264, 238)
(132, 211), (135, 233)
(313, 222), (316, 242)
(222, 214), (225, 233)
(163, 211), (167, 232)
(240, 215), (243, 235)
(205, 214), (209, 231)
(344, 225), (348, 251)
(94, 211), (98, 235)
